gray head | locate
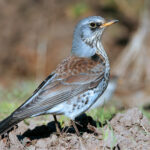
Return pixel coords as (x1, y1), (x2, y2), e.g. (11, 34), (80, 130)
(71, 16), (118, 57)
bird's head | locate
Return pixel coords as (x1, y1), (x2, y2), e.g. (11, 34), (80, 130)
(72, 16), (118, 57)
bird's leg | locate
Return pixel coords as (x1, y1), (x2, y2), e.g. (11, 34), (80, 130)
(71, 120), (80, 136)
(53, 115), (61, 135)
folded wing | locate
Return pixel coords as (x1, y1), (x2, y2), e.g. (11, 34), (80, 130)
(13, 55), (105, 118)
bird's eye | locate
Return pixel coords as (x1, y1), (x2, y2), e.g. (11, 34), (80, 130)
(89, 22), (97, 28)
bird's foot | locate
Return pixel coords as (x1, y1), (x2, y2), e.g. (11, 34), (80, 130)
(71, 120), (80, 136)
(53, 115), (61, 136)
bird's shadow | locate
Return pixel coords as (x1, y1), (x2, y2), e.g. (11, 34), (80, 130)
(18, 113), (102, 141)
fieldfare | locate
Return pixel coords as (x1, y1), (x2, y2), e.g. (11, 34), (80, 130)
(0, 16), (118, 136)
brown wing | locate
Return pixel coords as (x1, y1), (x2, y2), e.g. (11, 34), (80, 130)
(13, 55), (105, 118)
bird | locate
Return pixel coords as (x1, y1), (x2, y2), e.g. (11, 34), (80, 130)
(0, 16), (118, 136)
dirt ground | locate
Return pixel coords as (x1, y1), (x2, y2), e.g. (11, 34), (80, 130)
(0, 108), (150, 150)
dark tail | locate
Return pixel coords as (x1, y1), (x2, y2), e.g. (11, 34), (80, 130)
(0, 115), (22, 136)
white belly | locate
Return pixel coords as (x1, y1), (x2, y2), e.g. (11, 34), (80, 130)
(47, 78), (108, 120)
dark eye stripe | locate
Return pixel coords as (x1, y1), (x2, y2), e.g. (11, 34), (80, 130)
(96, 22), (102, 26)
(89, 22), (102, 29)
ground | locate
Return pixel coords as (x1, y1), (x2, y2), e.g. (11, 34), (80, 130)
(0, 108), (150, 150)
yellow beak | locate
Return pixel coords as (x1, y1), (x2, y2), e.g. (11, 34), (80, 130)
(100, 20), (118, 28)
